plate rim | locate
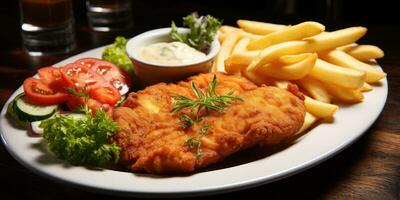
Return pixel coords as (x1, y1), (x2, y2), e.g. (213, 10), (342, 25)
(0, 45), (388, 197)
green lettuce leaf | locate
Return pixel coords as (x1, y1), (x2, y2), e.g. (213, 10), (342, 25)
(102, 36), (133, 74)
(170, 12), (222, 53)
(40, 109), (120, 166)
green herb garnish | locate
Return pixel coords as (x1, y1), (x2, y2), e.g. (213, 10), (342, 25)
(41, 87), (120, 166)
(186, 124), (210, 160)
(171, 75), (241, 159)
(40, 110), (120, 166)
(171, 75), (242, 120)
(66, 87), (90, 113)
(170, 12), (221, 53)
(179, 114), (195, 129)
(115, 95), (126, 108)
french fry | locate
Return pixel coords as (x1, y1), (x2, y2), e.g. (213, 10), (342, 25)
(360, 82), (373, 92)
(296, 112), (318, 134)
(237, 19), (287, 35)
(247, 21), (325, 50)
(302, 27), (367, 45)
(226, 51), (260, 65)
(225, 51), (313, 72)
(273, 80), (291, 89)
(238, 31), (263, 40)
(337, 44), (384, 61)
(304, 96), (338, 118)
(225, 51), (260, 74)
(323, 82), (364, 103)
(218, 33), (226, 43)
(278, 53), (311, 64)
(296, 76), (331, 103)
(232, 37), (251, 54)
(225, 37), (252, 74)
(256, 53), (317, 80)
(309, 59), (366, 89)
(247, 27), (367, 71)
(247, 41), (308, 71)
(215, 19), (384, 125)
(273, 81), (333, 122)
(219, 25), (240, 33)
(219, 30), (261, 43)
(319, 50), (386, 83)
(241, 69), (275, 85)
(225, 63), (247, 75)
(213, 31), (241, 72)
(213, 18), (388, 131)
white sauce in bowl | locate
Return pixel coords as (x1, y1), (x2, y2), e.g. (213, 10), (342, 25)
(138, 42), (206, 65)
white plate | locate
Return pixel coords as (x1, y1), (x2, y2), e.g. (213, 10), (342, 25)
(0, 46), (388, 197)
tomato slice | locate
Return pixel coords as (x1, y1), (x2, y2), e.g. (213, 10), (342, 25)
(74, 58), (102, 68)
(23, 77), (68, 105)
(89, 83), (121, 106)
(61, 63), (105, 90)
(91, 61), (130, 94)
(38, 67), (64, 91)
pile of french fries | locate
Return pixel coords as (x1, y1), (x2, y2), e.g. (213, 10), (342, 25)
(213, 19), (386, 133)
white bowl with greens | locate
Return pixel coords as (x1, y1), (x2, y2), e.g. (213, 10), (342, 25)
(126, 13), (221, 86)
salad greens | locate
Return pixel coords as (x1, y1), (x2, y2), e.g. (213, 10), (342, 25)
(102, 36), (133, 74)
(170, 12), (222, 53)
(40, 110), (120, 166)
(40, 88), (120, 166)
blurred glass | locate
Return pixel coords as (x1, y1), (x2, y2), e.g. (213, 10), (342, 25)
(19, 0), (75, 56)
(86, 0), (133, 32)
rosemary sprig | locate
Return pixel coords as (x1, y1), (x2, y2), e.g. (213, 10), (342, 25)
(186, 124), (210, 160)
(179, 114), (195, 129)
(171, 75), (242, 123)
(66, 87), (90, 114)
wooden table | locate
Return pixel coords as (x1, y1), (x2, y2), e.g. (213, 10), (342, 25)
(1, 20), (399, 200)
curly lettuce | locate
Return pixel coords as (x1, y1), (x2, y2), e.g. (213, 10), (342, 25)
(102, 36), (133, 74)
(40, 110), (120, 166)
(170, 12), (222, 53)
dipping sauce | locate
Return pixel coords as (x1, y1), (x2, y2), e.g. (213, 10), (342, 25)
(138, 41), (206, 65)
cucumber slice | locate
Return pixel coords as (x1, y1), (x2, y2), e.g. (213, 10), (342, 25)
(15, 95), (58, 122)
(6, 93), (29, 128)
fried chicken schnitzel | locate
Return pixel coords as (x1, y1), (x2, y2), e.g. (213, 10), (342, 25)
(112, 73), (305, 174)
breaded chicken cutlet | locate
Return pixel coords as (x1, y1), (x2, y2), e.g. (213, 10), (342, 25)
(112, 73), (305, 174)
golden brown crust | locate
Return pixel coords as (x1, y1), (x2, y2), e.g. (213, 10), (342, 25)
(112, 73), (305, 174)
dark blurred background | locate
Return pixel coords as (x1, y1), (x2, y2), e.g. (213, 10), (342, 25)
(0, 0), (399, 96)
(1, 0), (399, 49)
(1, 0), (399, 102)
